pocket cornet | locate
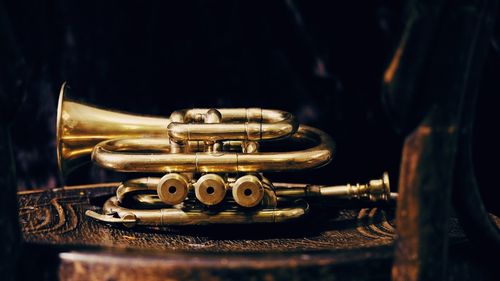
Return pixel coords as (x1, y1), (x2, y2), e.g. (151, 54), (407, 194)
(56, 83), (393, 227)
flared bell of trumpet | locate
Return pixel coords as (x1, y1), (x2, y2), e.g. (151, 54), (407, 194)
(56, 82), (170, 177)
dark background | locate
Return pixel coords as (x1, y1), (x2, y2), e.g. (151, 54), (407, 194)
(1, 1), (498, 214)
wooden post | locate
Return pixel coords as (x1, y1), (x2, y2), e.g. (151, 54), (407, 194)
(384, 0), (498, 280)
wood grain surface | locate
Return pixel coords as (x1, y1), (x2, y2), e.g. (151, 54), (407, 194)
(17, 184), (486, 281)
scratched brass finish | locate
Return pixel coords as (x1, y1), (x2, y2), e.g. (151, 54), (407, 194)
(56, 83), (393, 227)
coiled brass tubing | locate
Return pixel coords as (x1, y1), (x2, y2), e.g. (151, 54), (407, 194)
(91, 125), (333, 173)
(56, 83), (393, 227)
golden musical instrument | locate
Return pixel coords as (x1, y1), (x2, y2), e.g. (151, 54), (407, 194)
(56, 83), (393, 227)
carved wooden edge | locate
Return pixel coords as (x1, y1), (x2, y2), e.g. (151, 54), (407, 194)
(58, 249), (393, 281)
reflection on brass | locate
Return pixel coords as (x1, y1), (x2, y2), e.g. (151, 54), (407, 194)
(194, 174), (227, 206)
(157, 173), (190, 205)
(232, 175), (265, 208)
(57, 83), (394, 227)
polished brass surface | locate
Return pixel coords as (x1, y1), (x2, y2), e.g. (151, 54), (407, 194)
(86, 173), (392, 226)
(297, 171), (391, 202)
(232, 175), (265, 207)
(114, 173), (392, 206)
(91, 125), (332, 173)
(57, 83), (170, 176)
(85, 178), (311, 226)
(85, 197), (309, 226)
(56, 82), (393, 226)
(157, 173), (190, 205)
(194, 174), (227, 206)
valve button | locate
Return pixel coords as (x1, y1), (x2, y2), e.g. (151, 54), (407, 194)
(232, 175), (264, 207)
(157, 173), (189, 205)
(195, 174), (227, 206)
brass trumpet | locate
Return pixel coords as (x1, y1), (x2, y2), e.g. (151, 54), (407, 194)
(56, 83), (393, 227)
